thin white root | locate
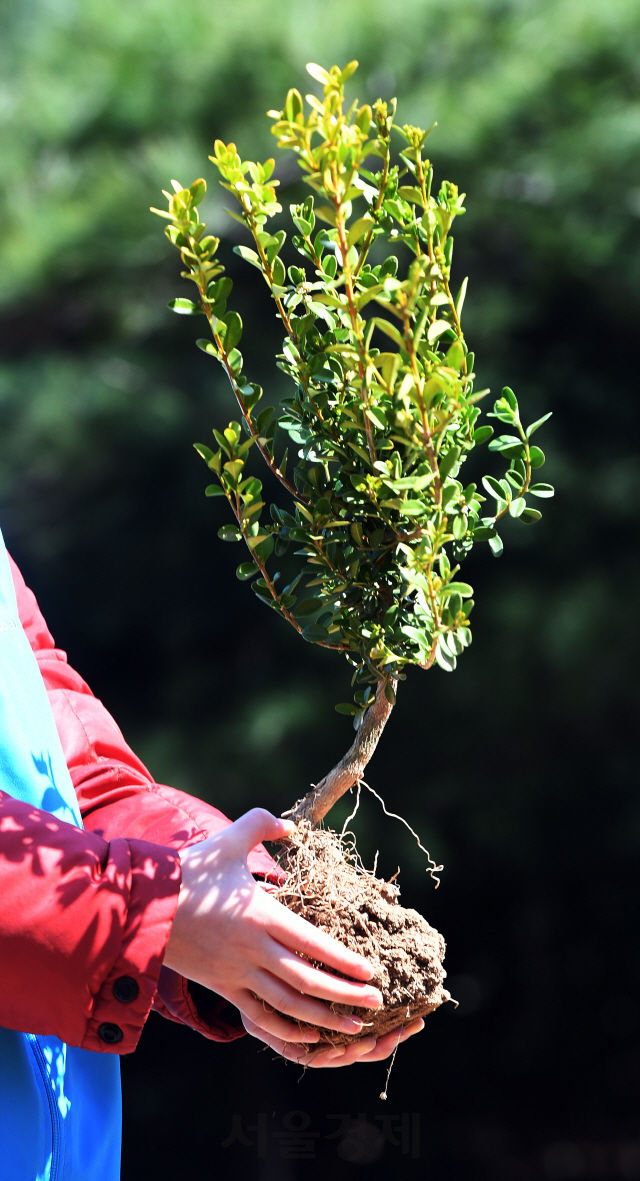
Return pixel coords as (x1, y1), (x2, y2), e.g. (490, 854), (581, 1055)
(340, 783), (362, 840)
(357, 779), (444, 887)
(380, 1038), (401, 1101)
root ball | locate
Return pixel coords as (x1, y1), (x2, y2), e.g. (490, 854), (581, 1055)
(272, 822), (450, 1045)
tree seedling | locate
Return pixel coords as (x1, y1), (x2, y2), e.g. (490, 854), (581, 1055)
(152, 61), (552, 1044)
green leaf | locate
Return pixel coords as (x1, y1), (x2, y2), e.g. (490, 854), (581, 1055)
(196, 338), (219, 357)
(223, 459), (244, 482)
(438, 446), (460, 481)
(528, 483), (554, 498)
(194, 443), (214, 464)
(365, 406), (387, 429)
(502, 386), (518, 411)
(472, 425), (493, 445)
(347, 441), (371, 464)
(455, 276), (468, 317)
(388, 473), (433, 491)
(526, 412), (552, 438)
(335, 702), (361, 716)
(236, 562), (257, 580)
(227, 348), (243, 374)
(482, 475), (507, 500)
(472, 526), (496, 541)
(295, 598), (320, 616)
(435, 642), (456, 672)
(168, 298), (203, 315)
(223, 311), (242, 350)
(489, 534), (504, 557)
(371, 317), (404, 347)
(521, 508), (542, 523)
(347, 216), (375, 247)
(397, 186), (425, 206)
(251, 580), (272, 603)
(488, 435), (524, 457)
(401, 500), (426, 517)
(427, 319), (451, 342)
(440, 581), (474, 597)
(218, 524), (242, 541)
(284, 88), (303, 121)
(315, 205), (337, 227)
(452, 514), (467, 539)
(265, 229), (286, 262)
(233, 245), (262, 270)
(529, 446), (546, 468)
(189, 178), (206, 204)
(243, 384), (263, 412)
(302, 624), (329, 643)
(306, 62), (331, 84)
(205, 484), (225, 497)
(271, 256), (286, 286)
(207, 276), (233, 303)
(253, 537), (275, 563)
(340, 59), (359, 82)
(445, 340), (465, 372)
(509, 497), (526, 517)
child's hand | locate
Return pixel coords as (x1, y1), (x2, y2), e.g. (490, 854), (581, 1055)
(163, 809), (383, 1042)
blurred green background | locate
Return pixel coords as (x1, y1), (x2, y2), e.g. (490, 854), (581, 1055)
(2, 1), (640, 1177)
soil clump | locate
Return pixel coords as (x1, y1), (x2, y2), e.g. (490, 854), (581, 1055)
(273, 822), (450, 1045)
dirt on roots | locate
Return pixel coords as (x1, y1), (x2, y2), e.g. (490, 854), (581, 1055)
(271, 822), (451, 1046)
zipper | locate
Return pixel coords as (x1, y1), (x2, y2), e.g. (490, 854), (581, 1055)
(27, 1033), (62, 1181)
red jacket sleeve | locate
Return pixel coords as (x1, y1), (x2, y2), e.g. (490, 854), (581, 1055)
(8, 556), (281, 1046)
(0, 791), (181, 1052)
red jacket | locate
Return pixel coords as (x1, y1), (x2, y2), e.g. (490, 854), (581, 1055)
(0, 557), (277, 1052)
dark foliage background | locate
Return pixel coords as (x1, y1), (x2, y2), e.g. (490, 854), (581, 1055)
(2, 1), (640, 1177)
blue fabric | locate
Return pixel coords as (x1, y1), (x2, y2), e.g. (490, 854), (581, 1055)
(0, 530), (121, 1180)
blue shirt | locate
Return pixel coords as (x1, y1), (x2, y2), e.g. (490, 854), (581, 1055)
(0, 530), (121, 1180)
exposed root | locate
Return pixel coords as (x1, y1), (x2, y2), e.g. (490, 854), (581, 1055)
(357, 779), (444, 886)
(380, 1037), (400, 1100)
(271, 821), (450, 1046)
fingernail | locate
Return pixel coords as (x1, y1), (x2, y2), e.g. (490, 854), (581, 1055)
(401, 1018), (423, 1037)
(343, 1017), (363, 1033)
(364, 991), (383, 1008)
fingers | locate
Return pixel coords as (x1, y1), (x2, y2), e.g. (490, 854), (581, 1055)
(227, 808), (295, 856)
(261, 941), (382, 1009)
(349, 1018), (425, 1064)
(241, 1015), (425, 1069)
(248, 968), (369, 1034)
(262, 895), (375, 982)
(304, 1036), (378, 1068)
(237, 992), (321, 1044)
(241, 1015), (372, 1067)
(241, 1015), (312, 1062)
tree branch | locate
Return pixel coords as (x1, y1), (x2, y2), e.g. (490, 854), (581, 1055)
(283, 678), (397, 826)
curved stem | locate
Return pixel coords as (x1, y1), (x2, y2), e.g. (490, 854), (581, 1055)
(283, 678), (397, 825)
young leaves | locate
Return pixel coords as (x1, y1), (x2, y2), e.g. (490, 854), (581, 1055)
(155, 60), (552, 701)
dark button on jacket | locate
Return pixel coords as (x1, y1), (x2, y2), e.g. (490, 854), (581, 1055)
(113, 976), (139, 1003)
(98, 1022), (123, 1045)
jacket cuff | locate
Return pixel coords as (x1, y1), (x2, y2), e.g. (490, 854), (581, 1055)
(81, 837), (181, 1054)
(153, 967), (245, 1042)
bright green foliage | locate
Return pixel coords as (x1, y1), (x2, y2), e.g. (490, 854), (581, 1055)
(154, 62), (553, 706)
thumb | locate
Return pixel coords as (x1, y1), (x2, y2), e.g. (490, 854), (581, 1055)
(229, 807), (295, 856)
